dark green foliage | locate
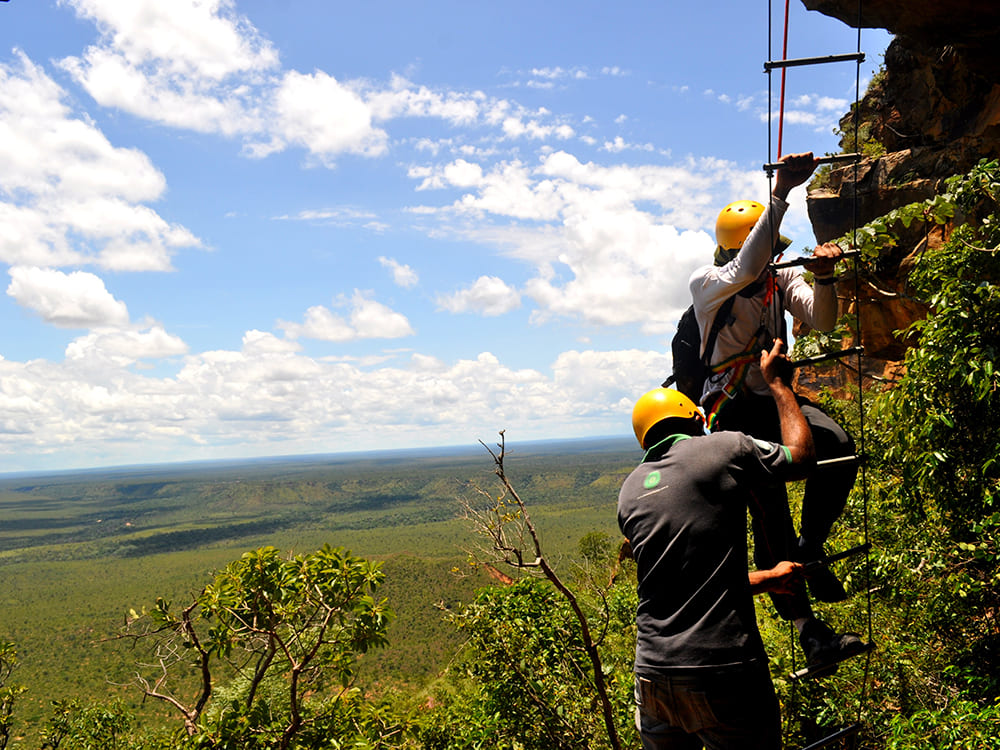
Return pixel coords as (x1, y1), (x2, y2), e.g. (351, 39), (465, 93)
(787, 160), (1000, 749)
(0, 641), (22, 750)
(416, 574), (638, 750)
(885, 699), (1000, 749)
(39, 699), (176, 750)
(125, 545), (394, 748)
(576, 531), (615, 565)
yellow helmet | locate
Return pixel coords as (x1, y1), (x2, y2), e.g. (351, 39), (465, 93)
(631, 388), (703, 449)
(715, 199), (765, 251)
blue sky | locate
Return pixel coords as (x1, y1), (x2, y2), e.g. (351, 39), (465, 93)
(0, 0), (890, 472)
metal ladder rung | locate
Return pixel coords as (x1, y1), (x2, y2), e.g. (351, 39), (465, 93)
(791, 346), (864, 369)
(764, 152), (862, 174)
(771, 249), (861, 270)
(790, 641), (874, 681)
(765, 52), (865, 71)
(799, 723), (863, 750)
(815, 453), (866, 470)
(803, 542), (872, 573)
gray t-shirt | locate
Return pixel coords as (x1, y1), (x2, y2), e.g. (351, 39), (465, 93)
(617, 430), (795, 674)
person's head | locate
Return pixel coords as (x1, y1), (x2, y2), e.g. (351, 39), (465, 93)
(631, 388), (705, 450)
(714, 199), (791, 266)
(715, 200), (764, 265)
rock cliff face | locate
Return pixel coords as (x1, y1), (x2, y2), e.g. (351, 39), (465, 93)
(792, 0), (1000, 393)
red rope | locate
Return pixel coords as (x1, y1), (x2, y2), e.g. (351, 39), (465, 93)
(777, 0), (791, 158)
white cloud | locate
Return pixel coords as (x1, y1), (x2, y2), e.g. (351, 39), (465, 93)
(58, 3), (527, 166)
(64, 0), (278, 79)
(407, 150), (768, 330)
(278, 291), (414, 342)
(349, 294), (415, 339)
(0, 53), (202, 271)
(65, 324), (188, 364)
(751, 92), (849, 134)
(437, 276), (521, 316)
(444, 159), (485, 187)
(378, 256), (419, 288)
(531, 67), (567, 80)
(7, 266), (129, 328)
(365, 74), (482, 125)
(241, 329), (302, 355)
(601, 136), (655, 153)
(275, 207), (378, 225)
(59, 0), (277, 135)
(270, 70), (388, 162)
(0, 340), (671, 470)
(501, 115), (574, 141)
(60, 47), (260, 136)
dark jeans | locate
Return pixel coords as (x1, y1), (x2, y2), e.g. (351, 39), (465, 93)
(634, 663), (781, 749)
(713, 392), (857, 620)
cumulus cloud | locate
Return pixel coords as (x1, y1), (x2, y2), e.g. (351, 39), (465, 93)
(0, 340), (669, 471)
(7, 267), (129, 328)
(61, 47), (260, 136)
(406, 150), (768, 330)
(0, 53), (202, 271)
(378, 256), (419, 288)
(65, 324), (188, 364)
(54, 0), (593, 172)
(64, 0), (279, 79)
(59, 0), (276, 135)
(268, 70), (388, 162)
(436, 276), (521, 316)
(59, 0), (393, 161)
(278, 291), (415, 342)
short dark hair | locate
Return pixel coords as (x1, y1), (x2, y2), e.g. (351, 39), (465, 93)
(643, 416), (703, 449)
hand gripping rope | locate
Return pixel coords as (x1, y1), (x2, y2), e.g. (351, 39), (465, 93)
(763, 1), (875, 748)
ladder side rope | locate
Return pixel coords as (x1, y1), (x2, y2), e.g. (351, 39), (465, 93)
(850, 0), (876, 730)
(764, 0), (876, 744)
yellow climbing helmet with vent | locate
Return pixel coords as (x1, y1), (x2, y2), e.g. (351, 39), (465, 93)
(716, 199), (765, 252)
(631, 388), (703, 449)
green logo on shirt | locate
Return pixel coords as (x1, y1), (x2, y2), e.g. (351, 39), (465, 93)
(643, 471), (661, 489)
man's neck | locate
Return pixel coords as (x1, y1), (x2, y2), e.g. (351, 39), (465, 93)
(643, 433), (692, 462)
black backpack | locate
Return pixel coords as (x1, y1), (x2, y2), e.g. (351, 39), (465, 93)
(662, 295), (737, 402)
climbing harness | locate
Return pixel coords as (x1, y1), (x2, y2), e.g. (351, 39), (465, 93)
(763, 0), (875, 747)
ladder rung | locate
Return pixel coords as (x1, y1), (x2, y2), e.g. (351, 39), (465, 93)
(790, 642), (874, 681)
(771, 248), (861, 269)
(803, 542), (871, 573)
(815, 453), (866, 469)
(763, 152), (862, 174)
(791, 346), (864, 369)
(799, 723), (863, 750)
(765, 52), (865, 71)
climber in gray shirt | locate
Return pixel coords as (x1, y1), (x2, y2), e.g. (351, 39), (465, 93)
(619, 340), (862, 749)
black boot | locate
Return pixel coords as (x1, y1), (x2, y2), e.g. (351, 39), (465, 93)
(799, 618), (867, 677)
(798, 537), (847, 603)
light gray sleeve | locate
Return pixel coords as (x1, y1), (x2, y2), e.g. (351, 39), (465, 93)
(782, 269), (838, 332)
(690, 195), (790, 345)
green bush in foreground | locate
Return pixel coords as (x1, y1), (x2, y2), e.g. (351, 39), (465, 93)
(121, 545), (398, 750)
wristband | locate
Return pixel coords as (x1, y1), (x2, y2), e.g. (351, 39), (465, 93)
(814, 276), (837, 286)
